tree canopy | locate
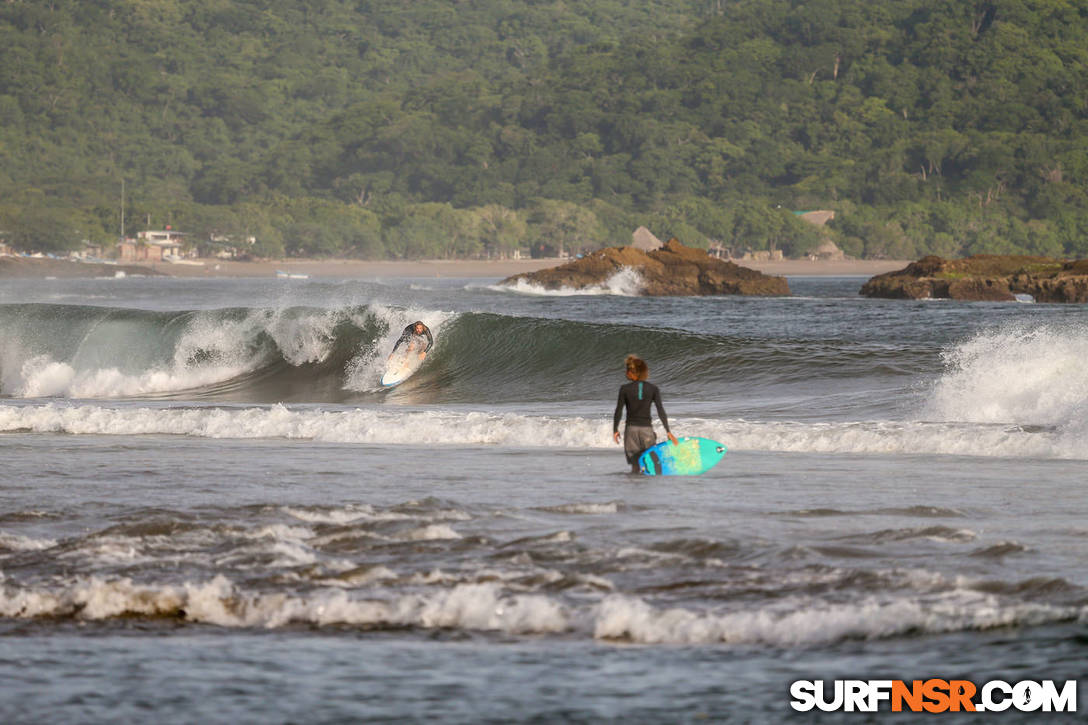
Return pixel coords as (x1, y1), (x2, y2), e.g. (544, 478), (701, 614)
(1, 0), (1086, 259)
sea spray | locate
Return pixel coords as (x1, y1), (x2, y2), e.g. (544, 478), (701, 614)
(493, 267), (645, 296)
(927, 322), (1088, 427)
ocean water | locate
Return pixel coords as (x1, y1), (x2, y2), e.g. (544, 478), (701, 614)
(1, 272), (1086, 722)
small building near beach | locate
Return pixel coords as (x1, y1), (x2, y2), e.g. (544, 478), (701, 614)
(740, 249), (784, 262)
(117, 230), (188, 262)
(631, 226), (662, 251)
(809, 240), (846, 261)
(70, 240), (106, 260)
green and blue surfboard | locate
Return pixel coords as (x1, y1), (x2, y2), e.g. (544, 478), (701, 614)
(638, 436), (727, 476)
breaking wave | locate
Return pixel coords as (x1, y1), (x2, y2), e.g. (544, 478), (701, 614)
(924, 322), (1088, 452)
(3, 404), (1088, 460)
(1, 575), (1081, 646)
(0, 302), (923, 405)
(928, 322), (1088, 427)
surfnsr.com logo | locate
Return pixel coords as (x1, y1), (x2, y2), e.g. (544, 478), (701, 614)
(790, 679), (1079, 713)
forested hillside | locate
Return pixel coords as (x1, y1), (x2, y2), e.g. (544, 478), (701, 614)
(1, 0), (1086, 259)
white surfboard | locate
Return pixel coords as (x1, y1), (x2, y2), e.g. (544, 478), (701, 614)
(381, 348), (426, 387)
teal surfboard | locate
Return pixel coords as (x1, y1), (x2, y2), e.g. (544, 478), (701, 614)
(638, 436), (726, 476)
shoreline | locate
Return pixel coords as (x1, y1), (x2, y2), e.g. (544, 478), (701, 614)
(1, 255), (910, 279)
(737, 258), (908, 277)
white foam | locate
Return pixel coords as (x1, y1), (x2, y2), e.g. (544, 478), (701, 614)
(925, 528), (977, 543)
(928, 322), (1088, 428)
(215, 529), (321, 569)
(283, 505), (377, 524)
(494, 267), (644, 296)
(3, 402), (1087, 460)
(592, 590), (1083, 645)
(1, 575), (1081, 645)
(409, 583), (567, 632)
(0, 531), (57, 552)
(705, 418), (1088, 460)
(4, 311), (269, 398)
(0, 403), (614, 447)
(244, 524), (314, 541)
(405, 568), (534, 587)
(57, 537), (148, 565)
(400, 524), (462, 541)
(615, 546), (684, 563)
(541, 502), (620, 515)
(264, 539), (321, 568)
(12, 356), (77, 398)
(261, 308), (343, 367)
(0, 577), (571, 633)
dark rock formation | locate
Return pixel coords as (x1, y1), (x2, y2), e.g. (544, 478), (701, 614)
(501, 239), (789, 296)
(860, 255), (1088, 303)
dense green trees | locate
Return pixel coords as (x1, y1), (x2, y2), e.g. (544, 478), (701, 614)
(0, 0), (1086, 259)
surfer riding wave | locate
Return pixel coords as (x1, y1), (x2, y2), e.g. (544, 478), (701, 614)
(390, 321), (433, 361)
(381, 321), (434, 388)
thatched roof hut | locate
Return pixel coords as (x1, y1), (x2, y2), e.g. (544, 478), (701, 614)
(811, 239), (845, 260)
(796, 210), (836, 226)
(631, 226), (662, 251)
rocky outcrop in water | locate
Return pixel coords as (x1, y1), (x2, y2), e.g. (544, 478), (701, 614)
(501, 239), (789, 296)
(859, 255), (1088, 303)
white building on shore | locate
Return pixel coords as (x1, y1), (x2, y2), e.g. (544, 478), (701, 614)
(117, 230), (190, 262)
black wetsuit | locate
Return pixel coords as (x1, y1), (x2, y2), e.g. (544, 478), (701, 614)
(613, 380), (671, 435)
(392, 324), (433, 354)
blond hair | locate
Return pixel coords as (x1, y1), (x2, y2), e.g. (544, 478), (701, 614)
(625, 354), (649, 380)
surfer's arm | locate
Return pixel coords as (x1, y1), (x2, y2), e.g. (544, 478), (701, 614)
(653, 390), (679, 444)
(422, 328), (433, 352)
(612, 390), (625, 442)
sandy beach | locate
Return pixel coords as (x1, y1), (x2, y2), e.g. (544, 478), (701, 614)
(738, 258), (909, 277)
(153, 257), (566, 279)
(2, 255), (910, 279)
(155, 253), (909, 276)
(139, 256), (912, 279)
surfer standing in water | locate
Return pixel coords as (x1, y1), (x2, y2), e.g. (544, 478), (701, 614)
(391, 320), (433, 361)
(613, 355), (678, 473)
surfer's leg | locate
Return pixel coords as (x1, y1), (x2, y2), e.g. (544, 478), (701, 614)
(624, 425), (656, 471)
(622, 426), (640, 464)
(637, 427), (656, 456)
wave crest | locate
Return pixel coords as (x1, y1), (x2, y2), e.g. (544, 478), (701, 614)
(494, 267), (644, 296)
(928, 322), (1088, 428)
(3, 575), (1080, 645)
